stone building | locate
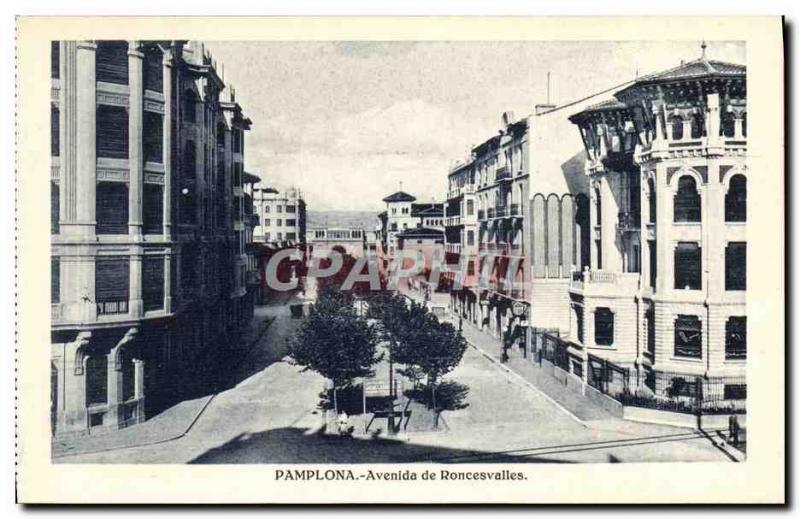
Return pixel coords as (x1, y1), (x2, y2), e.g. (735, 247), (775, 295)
(252, 186), (307, 245)
(444, 159), (480, 322)
(50, 40), (257, 438)
(566, 53), (746, 399)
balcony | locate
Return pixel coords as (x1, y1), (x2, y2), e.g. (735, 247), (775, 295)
(495, 165), (511, 181)
(445, 243), (462, 254)
(570, 269), (641, 297)
(97, 299), (129, 316)
(445, 215), (462, 226)
(616, 211), (640, 233)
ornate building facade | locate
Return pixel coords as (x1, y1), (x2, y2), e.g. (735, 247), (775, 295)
(567, 54), (747, 399)
(50, 40), (257, 438)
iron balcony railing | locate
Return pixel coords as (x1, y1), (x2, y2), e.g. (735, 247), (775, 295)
(97, 299), (129, 316)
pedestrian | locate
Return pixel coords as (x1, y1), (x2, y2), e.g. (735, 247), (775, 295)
(337, 410), (350, 437)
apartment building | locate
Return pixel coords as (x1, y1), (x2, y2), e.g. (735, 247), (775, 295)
(50, 40), (256, 437)
(252, 186), (307, 245)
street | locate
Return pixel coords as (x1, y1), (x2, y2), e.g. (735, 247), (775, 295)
(54, 291), (735, 464)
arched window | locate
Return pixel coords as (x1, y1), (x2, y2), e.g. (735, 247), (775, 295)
(673, 175), (701, 222)
(670, 114), (684, 140)
(725, 174), (747, 222)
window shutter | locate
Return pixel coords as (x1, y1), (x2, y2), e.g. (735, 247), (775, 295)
(95, 257), (130, 302)
(96, 41), (129, 84)
(96, 105), (129, 159)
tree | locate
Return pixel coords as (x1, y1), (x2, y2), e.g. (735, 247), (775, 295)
(288, 291), (383, 390)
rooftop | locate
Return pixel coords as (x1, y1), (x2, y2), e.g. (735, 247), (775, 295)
(382, 191), (417, 203)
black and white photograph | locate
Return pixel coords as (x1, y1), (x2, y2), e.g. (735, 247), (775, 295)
(13, 15), (785, 505)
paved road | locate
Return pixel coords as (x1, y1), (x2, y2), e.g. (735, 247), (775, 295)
(59, 293), (734, 464)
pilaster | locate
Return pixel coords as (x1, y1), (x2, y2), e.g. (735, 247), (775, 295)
(128, 41), (144, 237)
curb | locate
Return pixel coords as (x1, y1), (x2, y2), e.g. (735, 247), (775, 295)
(53, 316), (276, 460)
(464, 335), (586, 427)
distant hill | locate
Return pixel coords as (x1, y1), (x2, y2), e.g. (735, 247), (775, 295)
(306, 210), (380, 230)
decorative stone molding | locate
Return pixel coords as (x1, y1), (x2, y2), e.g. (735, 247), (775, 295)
(96, 167), (130, 182)
(143, 99), (164, 114)
(96, 91), (129, 108)
(144, 172), (165, 185)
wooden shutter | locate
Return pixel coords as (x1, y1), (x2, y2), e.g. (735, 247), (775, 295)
(96, 41), (129, 84)
(143, 256), (165, 311)
(95, 257), (130, 302)
(96, 105), (129, 159)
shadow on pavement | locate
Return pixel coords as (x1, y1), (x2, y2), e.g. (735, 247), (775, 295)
(188, 427), (572, 464)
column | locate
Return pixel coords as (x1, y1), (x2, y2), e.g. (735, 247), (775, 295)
(133, 359), (146, 423)
(106, 349), (122, 427)
(164, 251), (173, 313)
(60, 332), (90, 434)
(129, 249), (143, 317)
(162, 47), (174, 237)
(62, 41), (97, 236)
(128, 41), (144, 236)
(706, 93), (721, 147)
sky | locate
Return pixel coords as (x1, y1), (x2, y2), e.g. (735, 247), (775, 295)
(208, 40), (745, 211)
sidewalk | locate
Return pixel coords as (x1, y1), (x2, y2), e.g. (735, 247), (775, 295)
(400, 286), (613, 423)
(52, 308), (278, 459)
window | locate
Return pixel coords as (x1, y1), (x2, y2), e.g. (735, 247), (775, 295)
(724, 384), (747, 400)
(721, 110), (735, 137)
(95, 41), (129, 84)
(143, 47), (163, 92)
(467, 199), (474, 215)
(674, 315), (702, 358)
(691, 110), (705, 138)
(286, 232), (297, 240)
(315, 230), (324, 238)
(725, 316), (746, 360)
(725, 174), (747, 222)
(276, 219), (282, 227)
(51, 181), (59, 235)
(286, 205), (296, 213)
(95, 257), (130, 315)
(467, 230), (475, 246)
(277, 232), (283, 240)
(645, 306), (655, 355)
(673, 176), (701, 222)
(276, 205), (282, 213)
(51, 105), (59, 157)
(183, 90), (197, 123)
(264, 204), (270, 213)
(594, 307), (614, 346)
(143, 255), (165, 311)
(575, 305), (584, 344)
(232, 130), (242, 153)
(264, 232), (271, 241)
(286, 219), (296, 227)
(86, 356), (108, 406)
(725, 242), (746, 291)
(670, 115), (684, 140)
(51, 41), (59, 78)
(263, 219), (271, 227)
(96, 105), (129, 159)
(51, 257), (60, 303)
(648, 240), (656, 290)
(143, 111), (163, 163)
(647, 178), (656, 224)
(143, 183), (163, 234)
(96, 182), (129, 234)
(674, 242), (701, 290)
